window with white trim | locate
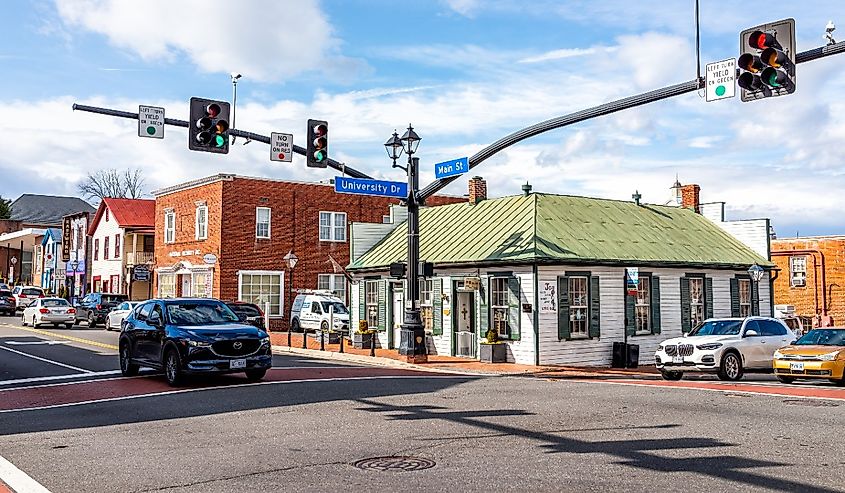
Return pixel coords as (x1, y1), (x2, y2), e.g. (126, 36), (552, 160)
(319, 211), (347, 242)
(365, 280), (379, 328)
(790, 256), (806, 287)
(317, 274), (347, 303)
(195, 205), (208, 240)
(635, 276), (651, 333)
(569, 276), (589, 337)
(158, 274), (176, 298)
(239, 271), (282, 315)
(491, 277), (510, 338)
(256, 207), (271, 239)
(420, 279), (433, 333)
(192, 271), (210, 298)
(739, 278), (751, 317)
(164, 212), (176, 244)
(689, 277), (705, 327)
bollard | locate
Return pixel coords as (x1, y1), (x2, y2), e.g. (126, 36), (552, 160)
(320, 328), (325, 351)
(339, 328), (345, 353)
(302, 327), (307, 349)
(370, 330), (376, 357)
(287, 327), (291, 347)
(264, 302), (270, 332)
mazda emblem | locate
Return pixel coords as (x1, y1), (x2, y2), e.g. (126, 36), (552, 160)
(233, 341), (243, 350)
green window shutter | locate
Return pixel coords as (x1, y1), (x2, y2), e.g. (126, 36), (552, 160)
(680, 277), (691, 333)
(385, 282), (393, 333)
(624, 291), (636, 336)
(557, 276), (570, 340)
(478, 276), (489, 337)
(433, 278), (443, 336)
(651, 276), (661, 334)
(730, 278), (740, 317)
(508, 276), (521, 341)
(751, 279), (760, 316)
(588, 276), (601, 339)
(705, 277), (714, 319)
(377, 280), (386, 331)
(358, 282), (365, 326)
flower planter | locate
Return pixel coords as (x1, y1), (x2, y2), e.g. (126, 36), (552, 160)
(352, 332), (373, 350)
(314, 330), (341, 345)
(479, 342), (507, 363)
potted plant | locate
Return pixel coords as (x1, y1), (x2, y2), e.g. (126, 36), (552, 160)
(352, 321), (374, 349)
(479, 328), (507, 363)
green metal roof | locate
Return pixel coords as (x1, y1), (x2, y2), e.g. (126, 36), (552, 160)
(349, 193), (773, 271)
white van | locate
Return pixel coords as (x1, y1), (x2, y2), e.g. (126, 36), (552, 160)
(290, 291), (350, 333)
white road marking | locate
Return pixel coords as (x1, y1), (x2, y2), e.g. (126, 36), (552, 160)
(0, 454), (52, 493)
(0, 345), (92, 373)
(5, 341), (69, 346)
(567, 379), (845, 402)
(0, 370), (122, 388)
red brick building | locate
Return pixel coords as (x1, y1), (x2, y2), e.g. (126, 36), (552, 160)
(151, 174), (462, 329)
(771, 236), (845, 325)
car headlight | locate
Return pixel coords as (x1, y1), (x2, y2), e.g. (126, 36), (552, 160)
(260, 337), (270, 346)
(818, 351), (840, 361)
(773, 350), (784, 359)
(696, 343), (723, 351)
(187, 340), (211, 347)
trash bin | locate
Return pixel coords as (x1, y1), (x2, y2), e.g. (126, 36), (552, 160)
(612, 342), (640, 368)
(626, 343), (639, 368)
(612, 342), (626, 368)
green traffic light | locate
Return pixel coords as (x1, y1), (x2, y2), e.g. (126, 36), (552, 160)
(214, 134), (226, 147)
(315, 150), (325, 162)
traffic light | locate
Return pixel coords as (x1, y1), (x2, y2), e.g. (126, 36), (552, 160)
(188, 97), (230, 153)
(738, 19), (796, 102)
(306, 119), (328, 168)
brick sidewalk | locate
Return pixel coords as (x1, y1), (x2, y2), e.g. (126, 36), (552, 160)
(269, 331), (658, 377)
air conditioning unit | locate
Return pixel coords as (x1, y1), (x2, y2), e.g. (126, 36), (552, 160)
(774, 304), (795, 317)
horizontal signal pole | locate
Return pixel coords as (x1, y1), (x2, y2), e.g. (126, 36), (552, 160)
(71, 103), (374, 180)
(417, 40), (845, 202)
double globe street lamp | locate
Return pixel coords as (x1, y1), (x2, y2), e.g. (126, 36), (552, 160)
(747, 263), (765, 316)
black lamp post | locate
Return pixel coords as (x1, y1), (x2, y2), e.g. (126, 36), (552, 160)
(284, 250), (298, 347)
(70, 260), (79, 304)
(385, 124), (427, 363)
(747, 263), (765, 316)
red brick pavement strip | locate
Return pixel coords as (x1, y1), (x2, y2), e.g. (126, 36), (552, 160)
(0, 479), (12, 493)
(0, 367), (456, 413)
(573, 377), (845, 401)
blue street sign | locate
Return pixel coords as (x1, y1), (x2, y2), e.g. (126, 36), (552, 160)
(434, 157), (469, 180)
(334, 176), (408, 199)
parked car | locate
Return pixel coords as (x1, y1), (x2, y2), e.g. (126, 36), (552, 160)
(654, 317), (796, 381)
(289, 291), (350, 333)
(0, 283), (10, 291)
(119, 298), (272, 386)
(0, 289), (15, 316)
(106, 301), (140, 331)
(21, 297), (76, 328)
(75, 293), (130, 328)
(225, 301), (265, 330)
(12, 286), (44, 311)
(772, 327), (845, 385)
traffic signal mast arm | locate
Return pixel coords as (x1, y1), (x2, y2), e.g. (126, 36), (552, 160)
(417, 39), (845, 203)
(70, 103), (374, 180)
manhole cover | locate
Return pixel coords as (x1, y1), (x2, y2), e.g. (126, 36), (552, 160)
(352, 456), (436, 472)
(783, 399), (839, 408)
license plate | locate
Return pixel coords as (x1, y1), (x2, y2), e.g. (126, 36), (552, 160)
(672, 356), (684, 364)
(229, 359), (247, 369)
(790, 362), (804, 371)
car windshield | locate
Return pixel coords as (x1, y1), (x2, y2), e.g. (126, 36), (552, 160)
(229, 304), (261, 318)
(43, 299), (69, 307)
(22, 288), (43, 296)
(0, 290), (11, 297)
(102, 294), (128, 304)
(689, 320), (743, 336)
(166, 301), (240, 326)
(794, 329), (845, 346)
(320, 301), (348, 314)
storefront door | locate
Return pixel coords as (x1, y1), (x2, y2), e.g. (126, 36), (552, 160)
(453, 282), (476, 358)
(390, 283), (403, 349)
(180, 275), (192, 297)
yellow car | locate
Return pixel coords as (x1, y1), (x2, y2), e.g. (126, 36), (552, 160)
(772, 327), (845, 385)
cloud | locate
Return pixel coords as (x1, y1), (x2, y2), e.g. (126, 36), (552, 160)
(518, 47), (617, 64)
(442, 0), (482, 17)
(52, 0), (346, 82)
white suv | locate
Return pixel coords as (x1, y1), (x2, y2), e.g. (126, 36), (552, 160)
(655, 317), (796, 381)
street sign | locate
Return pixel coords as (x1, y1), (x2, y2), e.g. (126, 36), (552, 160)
(705, 58), (736, 102)
(138, 105), (165, 138)
(270, 132), (293, 162)
(434, 157), (469, 180)
(334, 177), (408, 199)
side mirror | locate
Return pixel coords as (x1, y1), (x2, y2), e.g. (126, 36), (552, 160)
(744, 329), (759, 337)
(682, 332), (688, 338)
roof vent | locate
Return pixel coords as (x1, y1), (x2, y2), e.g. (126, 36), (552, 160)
(522, 182), (532, 197)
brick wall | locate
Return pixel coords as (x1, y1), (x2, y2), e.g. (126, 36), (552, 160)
(681, 184), (700, 213)
(771, 236), (845, 324)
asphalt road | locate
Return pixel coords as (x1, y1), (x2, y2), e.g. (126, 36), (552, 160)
(1, 317), (844, 493)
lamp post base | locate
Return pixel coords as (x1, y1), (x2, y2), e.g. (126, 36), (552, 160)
(398, 310), (428, 364)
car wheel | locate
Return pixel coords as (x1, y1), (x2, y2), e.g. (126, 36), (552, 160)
(776, 376), (795, 384)
(87, 313), (97, 328)
(65, 323), (74, 329)
(718, 352), (744, 381)
(119, 342), (140, 377)
(164, 348), (184, 387)
(21, 313), (27, 326)
(291, 319), (301, 333)
(32, 316), (38, 328)
(245, 369), (267, 381)
(660, 370), (683, 381)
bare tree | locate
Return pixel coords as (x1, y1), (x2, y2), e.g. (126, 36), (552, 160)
(77, 168), (146, 203)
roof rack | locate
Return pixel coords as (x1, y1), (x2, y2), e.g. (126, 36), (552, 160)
(294, 289), (338, 296)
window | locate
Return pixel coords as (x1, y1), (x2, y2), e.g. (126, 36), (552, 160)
(256, 207), (271, 239)
(317, 274), (347, 303)
(790, 256), (806, 287)
(420, 279), (434, 333)
(114, 234), (120, 258)
(760, 320), (788, 336)
(193, 272), (210, 298)
(195, 205), (208, 240)
(238, 271), (283, 315)
(689, 277), (705, 328)
(105, 209), (109, 222)
(491, 277), (511, 338)
(365, 280), (379, 328)
(635, 277), (651, 333)
(158, 274), (176, 298)
(104, 237), (110, 260)
(738, 279), (751, 317)
(311, 302), (322, 314)
(164, 212), (176, 244)
(569, 276), (589, 337)
(319, 212), (347, 242)
(94, 239), (99, 261)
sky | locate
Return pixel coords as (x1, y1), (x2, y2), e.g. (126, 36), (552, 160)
(1, 0), (844, 237)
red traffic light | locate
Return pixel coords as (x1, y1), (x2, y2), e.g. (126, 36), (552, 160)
(313, 123), (327, 137)
(206, 103), (221, 118)
(748, 30), (778, 50)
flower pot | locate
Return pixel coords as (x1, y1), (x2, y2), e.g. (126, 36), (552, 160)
(479, 342), (507, 363)
(352, 332), (373, 349)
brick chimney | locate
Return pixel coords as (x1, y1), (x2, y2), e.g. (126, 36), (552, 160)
(681, 184), (700, 213)
(468, 176), (487, 205)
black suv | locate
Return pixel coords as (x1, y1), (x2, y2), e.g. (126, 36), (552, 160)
(0, 289), (15, 316)
(225, 301), (266, 330)
(75, 293), (129, 328)
(119, 298), (272, 386)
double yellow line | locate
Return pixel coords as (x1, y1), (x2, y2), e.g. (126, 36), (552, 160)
(5, 325), (118, 351)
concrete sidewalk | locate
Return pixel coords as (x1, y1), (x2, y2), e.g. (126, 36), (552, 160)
(270, 331), (659, 378)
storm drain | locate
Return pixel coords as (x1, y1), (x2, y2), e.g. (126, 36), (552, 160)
(782, 399), (839, 408)
(352, 456), (436, 472)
